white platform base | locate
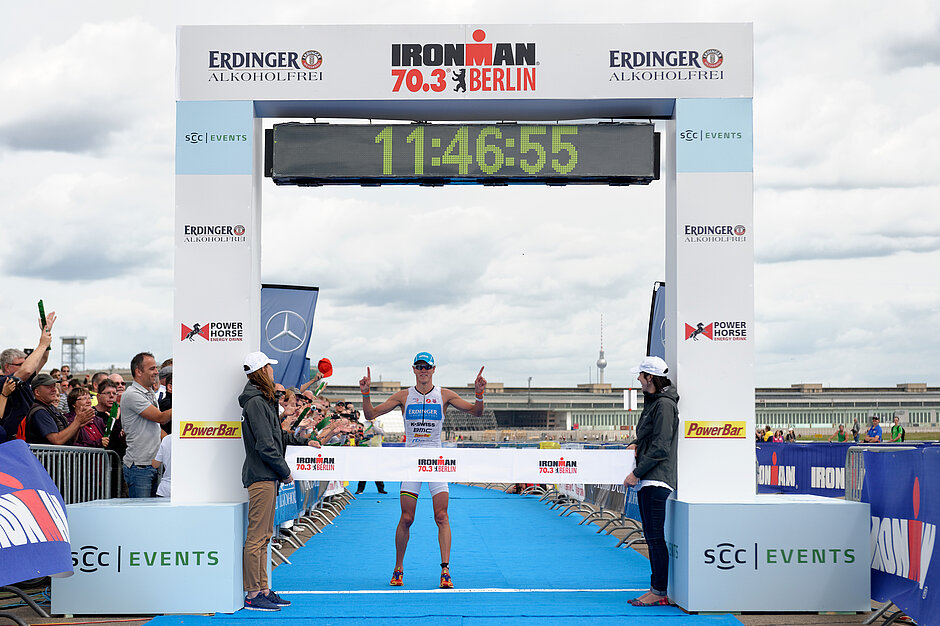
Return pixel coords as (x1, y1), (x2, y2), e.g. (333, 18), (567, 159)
(52, 499), (246, 614)
(666, 494), (870, 612)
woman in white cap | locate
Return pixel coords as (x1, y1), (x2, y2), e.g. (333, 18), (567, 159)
(623, 356), (679, 607)
(238, 351), (320, 612)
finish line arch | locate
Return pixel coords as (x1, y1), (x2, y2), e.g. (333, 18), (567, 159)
(173, 23), (755, 506)
(160, 23), (866, 614)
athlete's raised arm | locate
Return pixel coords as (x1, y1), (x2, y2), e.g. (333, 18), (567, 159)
(360, 366), (405, 420)
(443, 366), (486, 417)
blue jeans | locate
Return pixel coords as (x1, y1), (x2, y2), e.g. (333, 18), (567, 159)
(123, 464), (158, 498)
(638, 485), (671, 595)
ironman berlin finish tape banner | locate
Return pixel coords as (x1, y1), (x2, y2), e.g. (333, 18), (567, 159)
(285, 447), (635, 484)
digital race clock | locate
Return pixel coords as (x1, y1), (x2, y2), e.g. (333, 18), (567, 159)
(266, 122), (658, 186)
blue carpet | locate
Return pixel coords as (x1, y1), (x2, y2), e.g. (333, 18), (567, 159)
(145, 484), (741, 625)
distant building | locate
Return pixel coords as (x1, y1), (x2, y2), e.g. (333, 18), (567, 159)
(329, 381), (940, 431)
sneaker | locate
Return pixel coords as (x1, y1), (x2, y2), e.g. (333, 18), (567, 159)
(244, 594), (280, 611)
(440, 568), (454, 589)
(377, 490), (388, 494)
(265, 590), (291, 606)
(354, 491), (363, 495)
(389, 568), (404, 586)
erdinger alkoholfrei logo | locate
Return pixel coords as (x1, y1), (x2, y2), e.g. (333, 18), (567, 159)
(685, 321), (747, 342)
(683, 224), (747, 244)
(609, 47), (726, 83)
(538, 457), (578, 475)
(296, 454), (336, 471)
(872, 477), (936, 591)
(182, 224), (247, 244)
(390, 28), (537, 94)
(207, 49), (324, 83)
(417, 456), (457, 473)
(757, 451), (796, 487)
(180, 321), (245, 343)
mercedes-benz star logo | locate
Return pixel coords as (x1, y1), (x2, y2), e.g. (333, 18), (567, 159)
(264, 310), (308, 353)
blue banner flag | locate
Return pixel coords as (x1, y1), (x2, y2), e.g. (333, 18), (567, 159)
(863, 446), (940, 624)
(260, 285), (319, 388)
(0, 440), (73, 585)
(755, 442), (852, 497)
(647, 281), (666, 360)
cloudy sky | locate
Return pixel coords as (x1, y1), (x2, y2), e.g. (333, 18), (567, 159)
(1, 1), (938, 389)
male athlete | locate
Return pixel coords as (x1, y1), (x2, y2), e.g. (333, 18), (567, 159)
(360, 352), (486, 589)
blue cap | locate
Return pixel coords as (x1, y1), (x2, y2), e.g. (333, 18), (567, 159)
(413, 352), (434, 366)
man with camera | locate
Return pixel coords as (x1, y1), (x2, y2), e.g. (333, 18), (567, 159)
(1, 310), (57, 440)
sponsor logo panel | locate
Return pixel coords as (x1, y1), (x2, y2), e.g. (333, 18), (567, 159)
(703, 541), (856, 571)
(609, 47), (725, 83)
(181, 224), (247, 244)
(178, 421), (241, 439)
(538, 457), (578, 475)
(684, 224), (747, 244)
(685, 321), (747, 342)
(417, 456), (457, 473)
(180, 321), (244, 343)
(684, 421), (746, 439)
(206, 48), (324, 83)
(71, 545), (220, 573)
(295, 454), (336, 471)
(390, 29), (537, 94)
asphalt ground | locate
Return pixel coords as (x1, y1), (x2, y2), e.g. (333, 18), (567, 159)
(0, 484), (899, 626)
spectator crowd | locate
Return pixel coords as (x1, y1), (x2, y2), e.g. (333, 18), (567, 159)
(1, 310), (376, 500)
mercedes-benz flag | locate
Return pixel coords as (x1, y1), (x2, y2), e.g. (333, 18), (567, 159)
(260, 284), (319, 388)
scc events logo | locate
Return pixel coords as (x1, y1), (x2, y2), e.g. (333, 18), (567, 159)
(391, 29), (537, 94)
(72, 545), (220, 573)
(704, 541), (856, 571)
(180, 321), (245, 343)
(685, 321), (747, 342)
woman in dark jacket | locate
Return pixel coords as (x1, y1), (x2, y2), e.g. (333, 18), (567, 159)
(239, 351), (319, 612)
(623, 356), (679, 607)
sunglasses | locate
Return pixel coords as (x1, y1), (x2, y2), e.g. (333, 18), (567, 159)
(414, 364), (433, 371)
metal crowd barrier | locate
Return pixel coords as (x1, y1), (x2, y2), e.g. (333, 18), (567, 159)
(844, 445), (917, 502)
(28, 443), (122, 504)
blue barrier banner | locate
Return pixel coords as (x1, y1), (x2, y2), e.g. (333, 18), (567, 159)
(0, 440), (72, 585)
(260, 284), (319, 388)
(755, 442), (852, 497)
(273, 482), (299, 527)
(863, 447), (939, 624)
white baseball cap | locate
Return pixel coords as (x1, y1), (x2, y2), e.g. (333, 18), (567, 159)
(243, 351), (278, 374)
(630, 356), (669, 377)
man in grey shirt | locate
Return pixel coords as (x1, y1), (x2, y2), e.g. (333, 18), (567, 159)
(122, 352), (172, 497)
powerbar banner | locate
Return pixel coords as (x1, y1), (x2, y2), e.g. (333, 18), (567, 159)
(260, 284), (319, 388)
(0, 440), (72, 585)
(862, 446), (939, 624)
(285, 447), (634, 485)
(755, 442), (853, 497)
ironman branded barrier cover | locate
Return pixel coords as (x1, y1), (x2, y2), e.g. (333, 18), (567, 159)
(285, 446), (634, 484)
(755, 442), (855, 498)
(862, 446), (940, 624)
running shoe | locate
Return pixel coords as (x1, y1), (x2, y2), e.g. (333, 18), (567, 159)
(265, 590), (291, 606)
(244, 594), (280, 611)
(389, 567), (404, 586)
(440, 568), (454, 589)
